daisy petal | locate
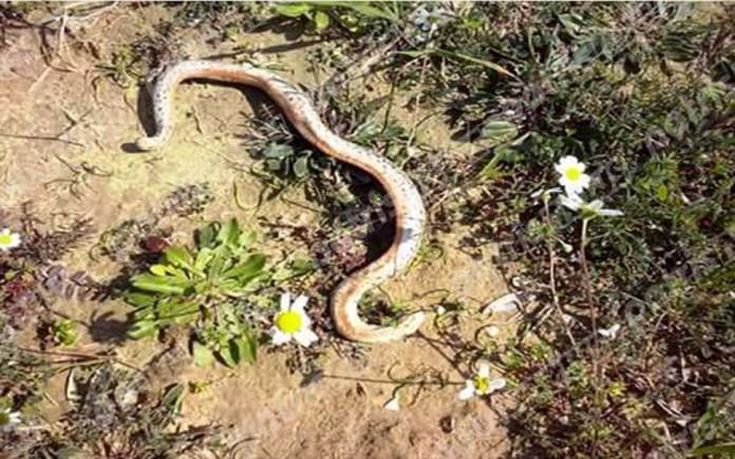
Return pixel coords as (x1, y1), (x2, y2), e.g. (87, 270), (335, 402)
(588, 200), (604, 211)
(477, 362), (491, 378)
(270, 328), (292, 345)
(280, 292), (291, 312)
(489, 378), (507, 392)
(458, 381), (476, 401)
(561, 193), (583, 211)
(599, 209), (623, 217)
(291, 294), (309, 313)
(555, 156), (576, 173)
(293, 328), (318, 347)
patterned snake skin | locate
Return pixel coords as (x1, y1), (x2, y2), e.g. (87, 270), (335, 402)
(135, 60), (426, 343)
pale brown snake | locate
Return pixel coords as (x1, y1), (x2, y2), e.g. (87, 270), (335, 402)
(135, 60), (426, 343)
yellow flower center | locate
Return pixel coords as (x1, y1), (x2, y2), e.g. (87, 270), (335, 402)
(0, 412), (10, 426)
(275, 311), (303, 334)
(565, 167), (582, 182)
(0, 234), (13, 246)
(473, 376), (490, 395)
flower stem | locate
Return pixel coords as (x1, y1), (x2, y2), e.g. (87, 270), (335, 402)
(579, 218), (598, 350)
(544, 198), (578, 351)
(579, 217), (601, 458)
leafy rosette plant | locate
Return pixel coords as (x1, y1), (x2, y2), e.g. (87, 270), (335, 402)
(126, 219), (266, 366)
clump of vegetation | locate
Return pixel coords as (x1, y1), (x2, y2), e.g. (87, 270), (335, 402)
(96, 183), (214, 262)
(126, 218), (314, 368)
(1, 205), (94, 335)
(382, 3), (734, 457)
(4, 363), (226, 458)
(271, 2), (400, 36)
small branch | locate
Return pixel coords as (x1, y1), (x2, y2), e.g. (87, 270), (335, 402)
(15, 346), (141, 372)
(0, 132), (84, 147)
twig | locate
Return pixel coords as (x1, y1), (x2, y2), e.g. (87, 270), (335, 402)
(15, 346), (141, 372)
(0, 132), (84, 147)
(322, 372), (462, 387)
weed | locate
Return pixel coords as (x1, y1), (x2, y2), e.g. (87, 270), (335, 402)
(49, 319), (77, 347)
(95, 183), (214, 263)
(125, 218), (312, 368)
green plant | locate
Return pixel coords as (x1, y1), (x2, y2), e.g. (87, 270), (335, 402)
(125, 218), (315, 367)
(51, 320), (78, 347)
(273, 2), (398, 35)
(126, 219), (266, 363)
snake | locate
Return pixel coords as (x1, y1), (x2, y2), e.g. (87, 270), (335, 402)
(135, 60), (426, 343)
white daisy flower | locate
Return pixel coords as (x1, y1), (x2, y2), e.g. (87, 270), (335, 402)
(270, 292), (319, 348)
(0, 228), (21, 252)
(383, 394), (401, 411)
(458, 362), (507, 401)
(0, 408), (21, 428)
(554, 156), (591, 195)
(560, 194), (624, 218)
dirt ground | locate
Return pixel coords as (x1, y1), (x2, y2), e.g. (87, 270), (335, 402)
(1, 6), (510, 458)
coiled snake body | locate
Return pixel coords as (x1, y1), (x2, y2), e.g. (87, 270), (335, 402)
(136, 60), (426, 343)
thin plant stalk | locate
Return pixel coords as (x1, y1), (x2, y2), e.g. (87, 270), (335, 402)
(543, 196), (579, 351)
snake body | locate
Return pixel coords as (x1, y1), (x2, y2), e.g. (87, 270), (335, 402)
(136, 60), (426, 343)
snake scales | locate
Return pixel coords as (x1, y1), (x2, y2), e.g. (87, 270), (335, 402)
(135, 60), (426, 343)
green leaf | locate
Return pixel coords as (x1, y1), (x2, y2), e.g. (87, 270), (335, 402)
(290, 258), (316, 276)
(132, 307), (154, 321)
(263, 143), (294, 159)
(218, 342), (239, 368)
(149, 264), (168, 276)
(273, 3), (312, 18)
(164, 246), (194, 270)
(342, 2), (396, 20)
(478, 147), (514, 181)
(194, 247), (214, 271)
(314, 10), (330, 31)
(124, 292), (157, 308)
(689, 442), (735, 457)
(128, 319), (157, 339)
(293, 155), (310, 178)
(481, 121), (519, 146)
(161, 384), (185, 415)
(197, 224), (217, 249)
(572, 33), (612, 65)
(233, 335), (257, 365)
(222, 253), (267, 280)
(131, 274), (187, 295)
(308, 1), (396, 21)
(192, 341), (215, 367)
(207, 250), (227, 280)
(265, 158), (283, 172)
(238, 230), (257, 248)
(157, 300), (199, 325)
(557, 13), (585, 36)
(217, 218), (241, 246)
